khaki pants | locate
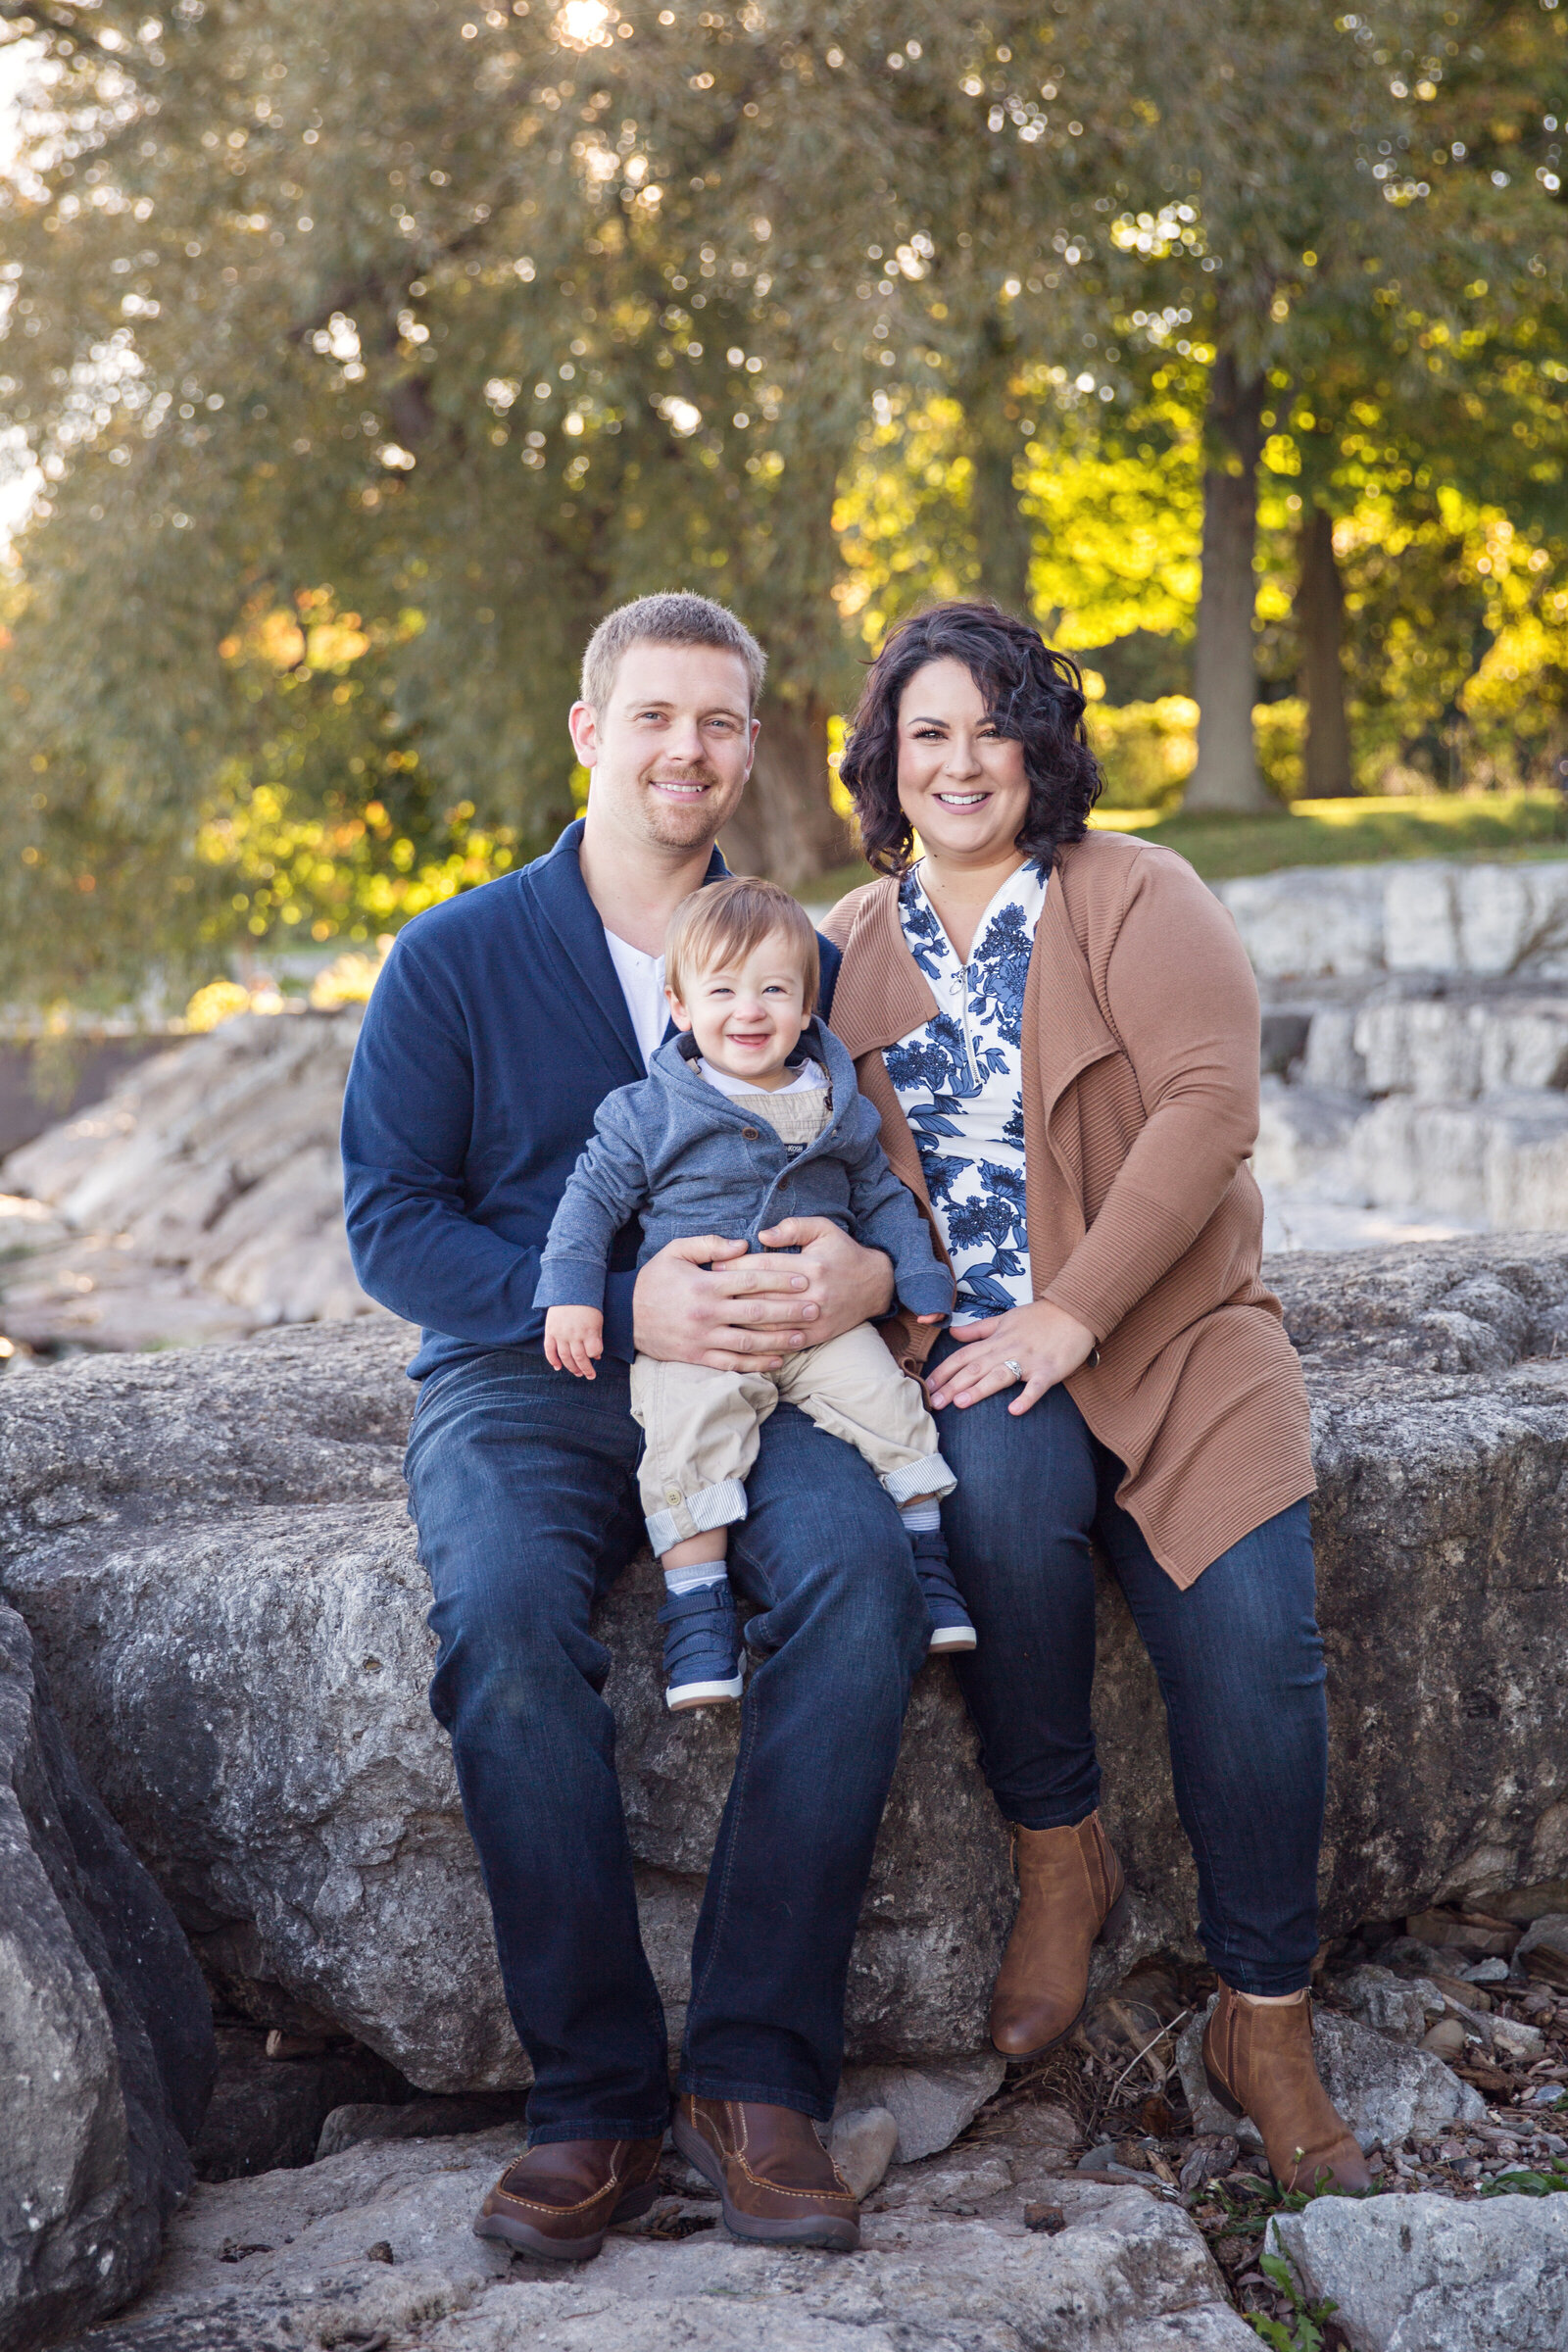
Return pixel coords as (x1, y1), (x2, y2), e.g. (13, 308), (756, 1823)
(630, 1320), (956, 1557)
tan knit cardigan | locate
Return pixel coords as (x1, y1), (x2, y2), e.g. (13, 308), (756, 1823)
(821, 828), (1315, 1588)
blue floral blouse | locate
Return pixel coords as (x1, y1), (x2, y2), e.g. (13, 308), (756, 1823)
(882, 860), (1048, 1323)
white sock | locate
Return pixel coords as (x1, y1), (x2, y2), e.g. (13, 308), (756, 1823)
(663, 1563), (729, 1597)
(1235, 1987), (1309, 2006)
(900, 1499), (943, 1534)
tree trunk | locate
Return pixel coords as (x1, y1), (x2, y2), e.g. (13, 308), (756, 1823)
(970, 439), (1033, 619)
(720, 691), (851, 890)
(1295, 504), (1352, 800)
(1184, 352), (1273, 814)
(960, 315), (1034, 620)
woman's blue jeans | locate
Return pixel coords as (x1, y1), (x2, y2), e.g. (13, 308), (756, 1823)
(930, 1340), (1328, 1994)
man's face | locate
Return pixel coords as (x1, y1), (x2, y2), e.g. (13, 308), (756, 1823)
(569, 640), (759, 853)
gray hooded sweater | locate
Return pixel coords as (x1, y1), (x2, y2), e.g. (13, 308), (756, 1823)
(534, 1018), (954, 1320)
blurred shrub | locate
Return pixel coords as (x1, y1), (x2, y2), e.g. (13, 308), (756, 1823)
(1254, 699), (1305, 803)
(183, 980), (255, 1033)
(310, 943), (392, 1009)
(1089, 697), (1199, 812)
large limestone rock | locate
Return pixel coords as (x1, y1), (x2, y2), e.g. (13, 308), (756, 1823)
(1215, 858), (1568, 982)
(2, 1237), (1566, 2097)
(1350, 1091), (1568, 1229)
(1269, 2191), (1568, 2352)
(0, 1602), (216, 2352)
(0, 1009), (387, 1353)
(1215, 863), (1390, 981)
(1355, 989), (1568, 1098)
(0, 1329), (1016, 2089)
(54, 2116), (1255, 2352)
(1251, 978), (1568, 1241)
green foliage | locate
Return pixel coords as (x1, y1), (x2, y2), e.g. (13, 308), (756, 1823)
(0, 0), (931, 993)
(0, 0), (1564, 1004)
(1482, 2161), (1568, 2196)
(1247, 2249), (1340, 2352)
(1022, 386), (1205, 656)
(1087, 697), (1199, 813)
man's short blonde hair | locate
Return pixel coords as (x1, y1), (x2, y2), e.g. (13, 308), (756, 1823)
(665, 876), (820, 1015)
(580, 592), (766, 712)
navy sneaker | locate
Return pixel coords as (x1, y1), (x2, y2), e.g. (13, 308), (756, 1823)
(908, 1529), (977, 1653)
(659, 1582), (745, 1712)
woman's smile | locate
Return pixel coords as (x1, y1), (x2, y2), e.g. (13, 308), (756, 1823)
(895, 656), (1032, 869)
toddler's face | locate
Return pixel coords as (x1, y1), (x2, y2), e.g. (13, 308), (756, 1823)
(666, 927), (810, 1088)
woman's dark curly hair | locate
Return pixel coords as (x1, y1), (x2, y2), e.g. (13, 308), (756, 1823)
(838, 601), (1102, 877)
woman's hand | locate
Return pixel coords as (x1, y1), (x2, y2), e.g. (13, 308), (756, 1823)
(925, 1298), (1097, 1417)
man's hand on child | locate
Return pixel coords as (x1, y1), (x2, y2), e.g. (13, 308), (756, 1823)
(545, 1305), (604, 1379)
(633, 1233), (811, 1372)
(754, 1218), (897, 1344)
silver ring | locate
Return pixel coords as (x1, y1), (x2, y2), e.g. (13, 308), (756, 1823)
(1004, 1358), (1024, 1382)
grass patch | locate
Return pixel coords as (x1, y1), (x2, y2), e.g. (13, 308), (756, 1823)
(797, 791), (1568, 905)
(1090, 789), (1568, 884)
(801, 858), (880, 910)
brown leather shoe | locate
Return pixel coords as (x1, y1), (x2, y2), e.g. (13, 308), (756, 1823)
(1202, 1985), (1373, 2195)
(672, 2096), (859, 2250)
(989, 1810), (1128, 2058)
(472, 2134), (663, 2259)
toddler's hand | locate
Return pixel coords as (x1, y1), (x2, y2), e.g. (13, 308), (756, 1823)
(545, 1305), (604, 1379)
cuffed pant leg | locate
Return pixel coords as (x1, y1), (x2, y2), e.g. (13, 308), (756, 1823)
(404, 1349), (670, 2142)
(775, 1324), (956, 1500)
(1095, 1485), (1327, 1995)
(629, 1356), (776, 1555)
(678, 1399), (929, 2120)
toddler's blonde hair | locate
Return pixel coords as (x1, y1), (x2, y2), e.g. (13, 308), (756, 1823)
(664, 875), (819, 1014)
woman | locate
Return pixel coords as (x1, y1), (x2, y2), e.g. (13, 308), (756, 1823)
(825, 601), (1367, 2197)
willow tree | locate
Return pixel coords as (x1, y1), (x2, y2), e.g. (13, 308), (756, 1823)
(0, 0), (956, 1003)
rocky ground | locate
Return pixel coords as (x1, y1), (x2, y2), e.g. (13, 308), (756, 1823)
(50, 1907), (1568, 2352)
(60, 2118), (1259, 2352)
(1017, 1907), (1568, 2342)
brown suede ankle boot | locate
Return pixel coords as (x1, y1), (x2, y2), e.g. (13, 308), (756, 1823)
(988, 1810), (1127, 2058)
(1201, 1984), (1372, 2195)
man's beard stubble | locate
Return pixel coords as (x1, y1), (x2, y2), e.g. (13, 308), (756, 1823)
(637, 766), (743, 851)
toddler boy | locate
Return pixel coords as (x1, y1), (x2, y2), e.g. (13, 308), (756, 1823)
(536, 875), (976, 1710)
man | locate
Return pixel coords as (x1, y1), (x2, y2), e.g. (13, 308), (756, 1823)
(342, 593), (928, 2259)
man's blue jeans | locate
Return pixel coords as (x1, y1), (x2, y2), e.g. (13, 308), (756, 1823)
(404, 1348), (929, 2143)
(930, 1341), (1328, 1995)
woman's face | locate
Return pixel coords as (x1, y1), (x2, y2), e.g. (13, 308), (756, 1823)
(894, 658), (1032, 870)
